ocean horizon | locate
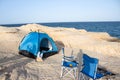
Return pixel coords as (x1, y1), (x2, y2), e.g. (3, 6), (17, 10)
(1, 21), (120, 39)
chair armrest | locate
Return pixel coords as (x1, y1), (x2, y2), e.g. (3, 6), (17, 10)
(63, 57), (79, 65)
(63, 56), (75, 61)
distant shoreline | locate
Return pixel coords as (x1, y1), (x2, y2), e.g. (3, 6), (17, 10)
(0, 21), (120, 26)
(1, 22), (120, 39)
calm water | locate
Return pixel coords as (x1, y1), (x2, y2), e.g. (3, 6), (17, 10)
(41, 22), (120, 38)
(1, 22), (120, 38)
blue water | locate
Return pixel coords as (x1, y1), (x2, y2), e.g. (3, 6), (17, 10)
(1, 22), (120, 38)
(41, 22), (120, 38)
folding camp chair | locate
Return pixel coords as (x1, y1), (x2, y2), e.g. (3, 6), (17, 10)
(79, 54), (105, 80)
(60, 48), (78, 80)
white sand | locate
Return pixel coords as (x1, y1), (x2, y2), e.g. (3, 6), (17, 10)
(0, 24), (120, 80)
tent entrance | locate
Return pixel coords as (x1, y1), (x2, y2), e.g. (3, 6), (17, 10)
(40, 38), (52, 52)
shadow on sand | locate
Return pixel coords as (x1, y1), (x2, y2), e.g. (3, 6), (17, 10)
(0, 54), (34, 80)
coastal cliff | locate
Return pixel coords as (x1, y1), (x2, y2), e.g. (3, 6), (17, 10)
(0, 24), (120, 80)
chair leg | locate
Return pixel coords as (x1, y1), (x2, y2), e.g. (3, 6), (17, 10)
(74, 69), (78, 80)
(60, 67), (78, 80)
(78, 72), (80, 80)
(79, 73), (86, 80)
(60, 67), (64, 78)
(78, 72), (83, 80)
(73, 69), (77, 80)
(82, 73), (86, 80)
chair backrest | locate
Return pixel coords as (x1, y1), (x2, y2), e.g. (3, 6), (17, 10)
(61, 47), (74, 57)
(81, 54), (99, 79)
(62, 47), (65, 56)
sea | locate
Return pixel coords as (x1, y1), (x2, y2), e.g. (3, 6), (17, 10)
(1, 21), (120, 39)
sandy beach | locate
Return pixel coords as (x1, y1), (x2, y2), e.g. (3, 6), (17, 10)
(0, 24), (120, 80)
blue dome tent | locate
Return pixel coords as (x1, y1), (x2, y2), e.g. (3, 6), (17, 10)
(19, 32), (58, 58)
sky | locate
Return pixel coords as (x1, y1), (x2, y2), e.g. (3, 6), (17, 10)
(0, 0), (120, 24)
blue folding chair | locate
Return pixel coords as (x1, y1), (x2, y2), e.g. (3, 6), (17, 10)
(60, 48), (78, 80)
(79, 54), (105, 80)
